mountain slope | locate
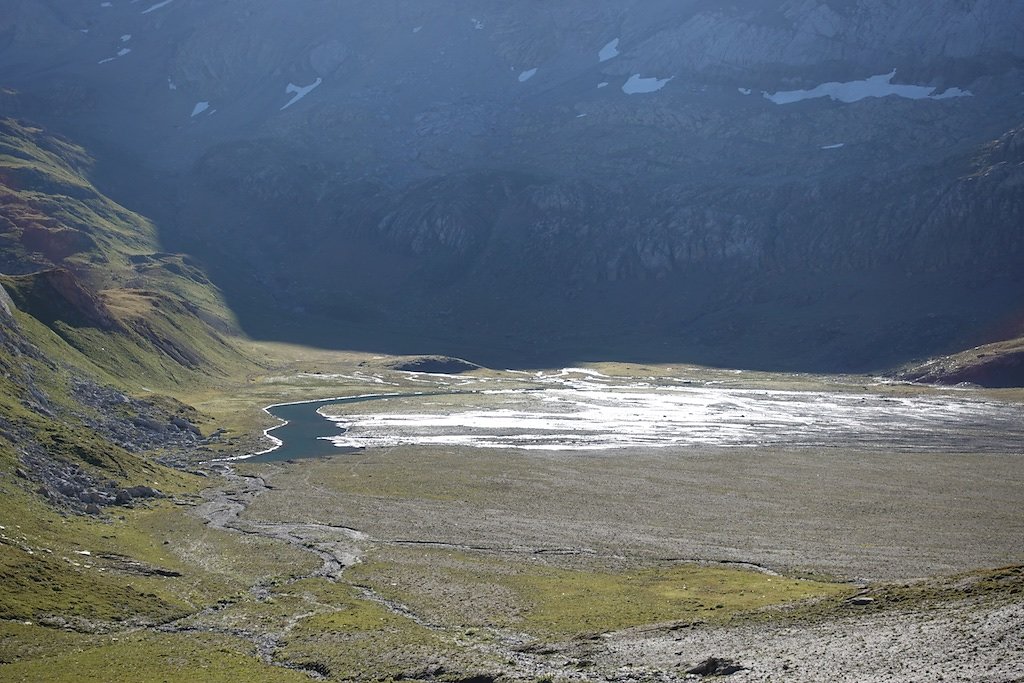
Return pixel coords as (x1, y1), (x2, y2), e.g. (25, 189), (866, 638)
(0, 120), (311, 679)
(1, 1), (1021, 370)
(0, 116), (250, 534)
(0, 117), (251, 389)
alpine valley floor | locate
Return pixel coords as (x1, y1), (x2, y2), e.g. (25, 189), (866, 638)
(3, 350), (1024, 682)
(189, 356), (1024, 681)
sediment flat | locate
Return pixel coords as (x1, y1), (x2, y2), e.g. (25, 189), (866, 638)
(245, 444), (1024, 582)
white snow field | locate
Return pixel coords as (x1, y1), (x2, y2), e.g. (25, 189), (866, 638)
(765, 70), (972, 104)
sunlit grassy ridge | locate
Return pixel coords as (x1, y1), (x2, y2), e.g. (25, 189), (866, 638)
(0, 117), (254, 395)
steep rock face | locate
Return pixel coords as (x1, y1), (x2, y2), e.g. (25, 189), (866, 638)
(628, 0), (1024, 75)
(913, 123), (1024, 268)
(2, 269), (121, 331)
(2, 1), (1021, 368)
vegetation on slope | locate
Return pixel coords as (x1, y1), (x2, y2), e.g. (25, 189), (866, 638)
(0, 118), (308, 678)
(897, 334), (1024, 388)
(0, 117), (253, 392)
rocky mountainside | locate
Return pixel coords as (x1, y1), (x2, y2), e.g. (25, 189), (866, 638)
(2, 0), (1022, 370)
(0, 118), (251, 384)
(0, 116), (256, 510)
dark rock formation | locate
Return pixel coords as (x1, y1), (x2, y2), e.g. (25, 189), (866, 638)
(1, 0), (1021, 370)
(685, 656), (747, 676)
(23, 444), (166, 515)
(1, 268), (121, 331)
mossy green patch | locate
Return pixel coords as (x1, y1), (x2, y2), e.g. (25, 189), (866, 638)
(0, 543), (186, 625)
(507, 562), (851, 636)
(0, 622), (84, 664)
(345, 548), (852, 640)
(0, 623), (307, 682)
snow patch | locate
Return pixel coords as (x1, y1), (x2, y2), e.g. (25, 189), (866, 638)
(471, 18), (484, 30)
(167, 78), (177, 90)
(820, 143), (845, 150)
(412, 26), (422, 33)
(280, 77), (322, 110)
(597, 82), (609, 89)
(561, 368), (610, 378)
(599, 38), (620, 62)
(190, 101), (210, 117)
(141, 0), (174, 13)
(623, 74), (673, 94)
(117, 47), (131, 57)
(738, 87), (752, 95)
(98, 57), (115, 64)
(518, 68), (538, 82)
(120, 34), (131, 42)
(765, 70), (973, 105)
(931, 87), (972, 100)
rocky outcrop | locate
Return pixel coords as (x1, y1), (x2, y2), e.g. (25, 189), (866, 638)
(0, 283), (14, 319)
(25, 449), (165, 514)
(71, 378), (205, 452)
(685, 656), (746, 676)
(1, 268), (121, 331)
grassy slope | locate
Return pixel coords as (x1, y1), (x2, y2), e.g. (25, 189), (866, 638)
(0, 119), (309, 679)
(0, 372), (320, 681)
(896, 333), (1024, 388)
(0, 118), (253, 392)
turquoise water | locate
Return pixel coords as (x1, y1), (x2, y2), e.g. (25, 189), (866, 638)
(249, 395), (389, 463)
(249, 393), (447, 462)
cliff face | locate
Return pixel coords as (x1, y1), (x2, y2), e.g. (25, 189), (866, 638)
(2, 1), (1022, 368)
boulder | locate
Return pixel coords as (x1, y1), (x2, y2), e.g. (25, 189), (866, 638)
(685, 657), (746, 676)
(127, 485), (161, 499)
